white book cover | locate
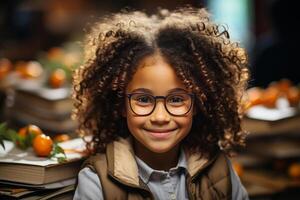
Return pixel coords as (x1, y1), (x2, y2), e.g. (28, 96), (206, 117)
(0, 137), (88, 166)
(246, 98), (297, 121)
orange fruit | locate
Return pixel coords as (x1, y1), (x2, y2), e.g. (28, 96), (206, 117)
(288, 163), (300, 179)
(286, 87), (300, 107)
(49, 69), (66, 88)
(0, 58), (12, 80)
(15, 61), (28, 77)
(277, 79), (292, 94)
(33, 134), (53, 157)
(246, 87), (264, 107)
(232, 162), (244, 177)
(15, 61), (43, 79)
(53, 134), (70, 142)
(261, 86), (280, 108)
(18, 124), (43, 137)
(47, 47), (64, 61)
(18, 127), (27, 138)
(17, 124), (43, 148)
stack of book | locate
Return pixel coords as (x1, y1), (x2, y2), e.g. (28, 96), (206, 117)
(242, 100), (300, 135)
(239, 103), (300, 198)
(8, 82), (77, 133)
(0, 138), (87, 199)
(0, 181), (76, 200)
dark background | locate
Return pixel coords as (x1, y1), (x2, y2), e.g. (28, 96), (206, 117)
(0, 0), (299, 86)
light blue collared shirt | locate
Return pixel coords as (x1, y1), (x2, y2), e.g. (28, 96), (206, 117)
(74, 151), (249, 200)
(135, 149), (188, 200)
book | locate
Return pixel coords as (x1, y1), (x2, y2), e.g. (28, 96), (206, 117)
(37, 184), (75, 200)
(0, 184), (75, 200)
(0, 177), (76, 189)
(242, 169), (300, 197)
(246, 101), (298, 121)
(0, 138), (86, 185)
(8, 82), (77, 133)
(0, 185), (36, 199)
(247, 139), (300, 159)
(12, 97), (72, 119)
(242, 103), (300, 135)
(9, 109), (77, 133)
(13, 85), (74, 115)
(242, 115), (300, 135)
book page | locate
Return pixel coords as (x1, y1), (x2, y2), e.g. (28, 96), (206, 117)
(0, 138), (87, 166)
(0, 177), (76, 189)
(246, 106), (296, 121)
(16, 81), (71, 101)
(246, 98), (297, 121)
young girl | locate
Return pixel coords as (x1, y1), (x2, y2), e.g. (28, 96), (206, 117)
(73, 7), (249, 200)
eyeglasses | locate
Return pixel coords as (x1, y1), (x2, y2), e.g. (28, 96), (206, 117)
(126, 93), (194, 116)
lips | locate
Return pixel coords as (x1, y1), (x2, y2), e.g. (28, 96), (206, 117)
(143, 128), (177, 139)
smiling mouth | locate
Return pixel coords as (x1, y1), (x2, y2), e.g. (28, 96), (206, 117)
(143, 128), (177, 139)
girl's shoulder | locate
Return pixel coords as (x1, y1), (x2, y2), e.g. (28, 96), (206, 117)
(74, 167), (104, 200)
(82, 152), (107, 172)
(226, 158), (249, 200)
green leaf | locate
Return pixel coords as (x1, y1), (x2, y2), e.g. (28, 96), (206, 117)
(0, 122), (7, 131)
(5, 129), (18, 141)
(57, 157), (67, 163)
(0, 122), (8, 149)
(16, 134), (28, 150)
(0, 135), (5, 149)
(49, 143), (67, 163)
(0, 122), (18, 142)
(26, 133), (36, 146)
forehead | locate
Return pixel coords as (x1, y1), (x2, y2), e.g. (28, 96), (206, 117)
(126, 54), (187, 94)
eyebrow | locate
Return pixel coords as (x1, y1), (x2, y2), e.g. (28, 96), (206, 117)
(130, 88), (189, 94)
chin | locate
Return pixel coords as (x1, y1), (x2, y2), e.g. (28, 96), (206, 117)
(146, 142), (176, 154)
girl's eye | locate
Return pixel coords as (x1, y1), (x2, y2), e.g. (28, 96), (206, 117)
(167, 96), (185, 105)
(169, 97), (184, 102)
(138, 96), (151, 103)
(133, 95), (154, 105)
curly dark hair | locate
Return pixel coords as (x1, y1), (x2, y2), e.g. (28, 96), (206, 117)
(72, 7), (249, 155)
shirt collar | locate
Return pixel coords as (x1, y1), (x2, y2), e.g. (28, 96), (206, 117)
(135, 148), (187, 184)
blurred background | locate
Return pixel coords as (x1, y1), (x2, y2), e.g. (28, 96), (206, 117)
(0, 0), (299, 199)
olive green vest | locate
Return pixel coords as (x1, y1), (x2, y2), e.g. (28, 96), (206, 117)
(83, 138), (232, 200)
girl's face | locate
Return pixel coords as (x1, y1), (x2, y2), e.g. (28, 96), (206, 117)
(125, 54), (194, 154)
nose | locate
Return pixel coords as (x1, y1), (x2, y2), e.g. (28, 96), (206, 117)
(150, 101), (170, 124)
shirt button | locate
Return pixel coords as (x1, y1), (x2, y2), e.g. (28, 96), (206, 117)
(170, 194), (176, 200)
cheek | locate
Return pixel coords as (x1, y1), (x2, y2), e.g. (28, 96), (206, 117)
(124, 103), (139, 136)
(126, 113), (146, 131)
(178, 114), (193, 134)
(126, 117), (148, 140)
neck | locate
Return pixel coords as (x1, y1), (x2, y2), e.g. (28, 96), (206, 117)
(133, 140), (180, 171)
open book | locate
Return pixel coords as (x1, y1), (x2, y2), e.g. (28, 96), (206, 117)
(0, 138), (87, 185)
